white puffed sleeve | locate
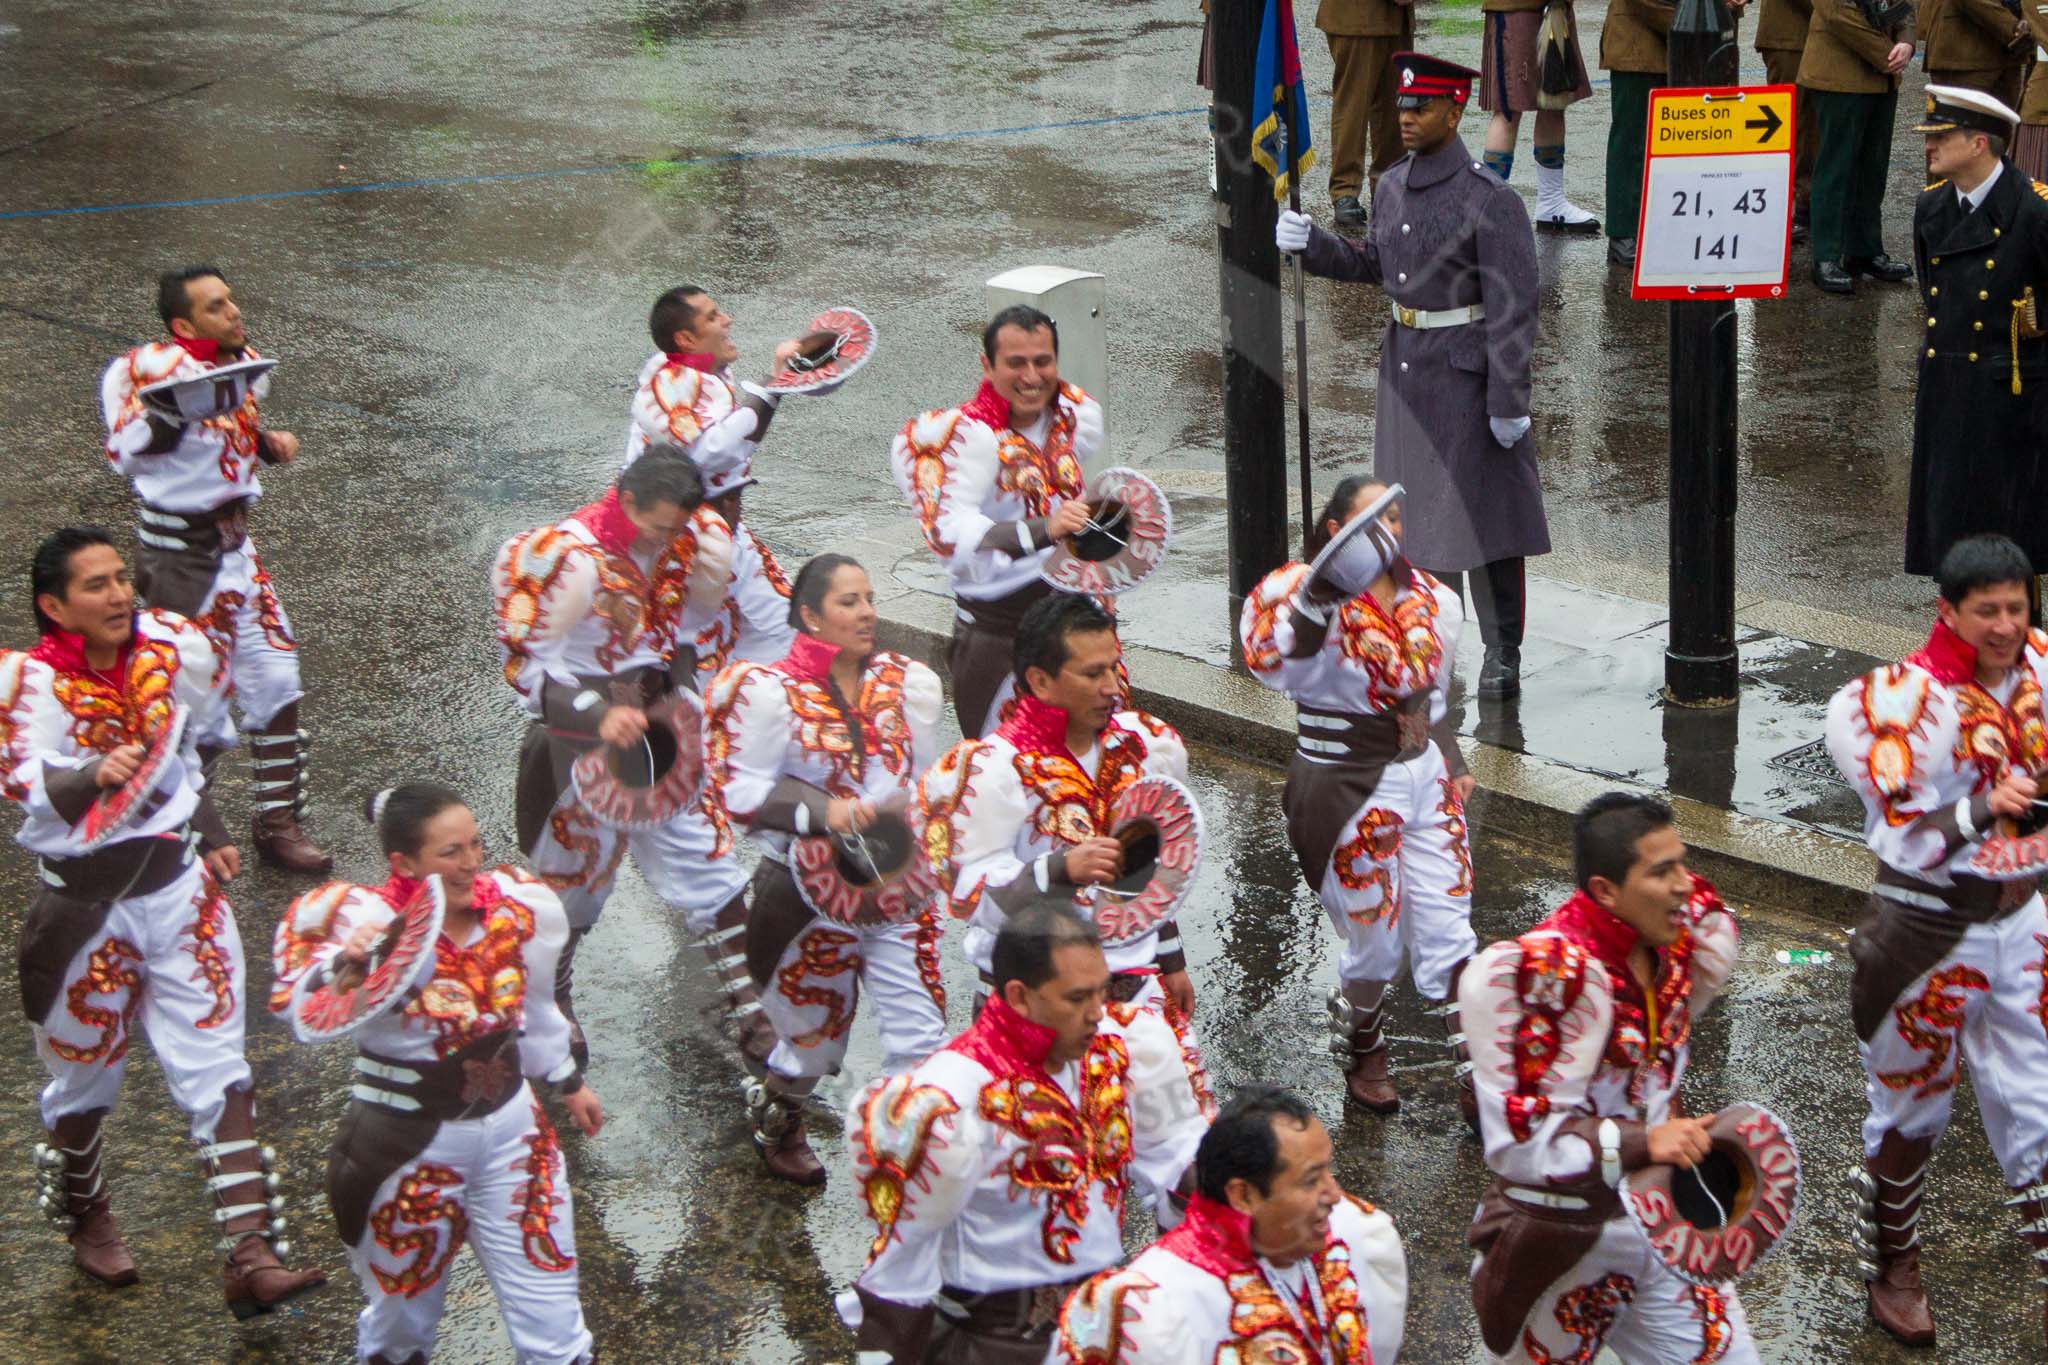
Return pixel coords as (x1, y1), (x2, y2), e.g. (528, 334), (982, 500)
(499, 868), (581, 1088)
(492, 526), (600, 700)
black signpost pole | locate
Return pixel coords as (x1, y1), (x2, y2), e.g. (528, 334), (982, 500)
(1664, 0), (1741, 705)
(1214, 0), (1290, 654)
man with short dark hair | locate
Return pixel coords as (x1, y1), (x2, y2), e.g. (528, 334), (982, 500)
(98, 265), (330, 873)
(840, 904), (1212, 1363)
(1460, 792), (1756, 1362)
(1826, 532), (2048, 1348)
(1907, 89), (2048, 588)
(891, 304), (1106, 738)
(491, 449), (775, 1115)
(627, 286), (811, 677)
(6, 528), (326, 1314)
(918, 594), (1197, 1018)
(1053, 1084), (1408, 1362)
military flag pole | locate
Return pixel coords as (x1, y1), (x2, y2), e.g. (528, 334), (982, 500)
(1287, 112), (1315, 557)
(1252, 0), (1319, 556)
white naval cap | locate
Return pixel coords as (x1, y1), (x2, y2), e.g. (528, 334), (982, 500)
(1916, 84), (2020, 136)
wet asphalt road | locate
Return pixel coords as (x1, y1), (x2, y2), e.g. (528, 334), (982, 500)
(0, 0), (2026, 1360)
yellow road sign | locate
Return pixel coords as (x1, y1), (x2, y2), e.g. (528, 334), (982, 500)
(1650, 88), (1795, 156)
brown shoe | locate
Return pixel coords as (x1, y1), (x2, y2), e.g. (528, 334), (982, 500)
(35, 1110), (138, 1287)
(200, 1085), (329, 1319)
(748, 1080), (827, 1187)
(223, 1234), (328, 1320)
(1328, 982), (1399, 1114)
(248, 702), (332, 874)
(1855, 1130), (1936, 1347)
(703, 891), (778, 1077)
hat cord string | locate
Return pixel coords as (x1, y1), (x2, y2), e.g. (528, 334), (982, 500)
(1687, 1160), (1729, 1227)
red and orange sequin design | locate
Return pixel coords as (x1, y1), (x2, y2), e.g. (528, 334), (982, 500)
(369, 1163), (468, 1298)
(1525, 1272), (1636, 1365)
(1334, 575), (1447, 711)
(1437, 776), (1474, 897)
(1213, 1221), (1373, 1364)
(1605, 929), (1699, 1105)
(917, 742), (990, 920)
(1012, 723), (1149, 848)
(979, 1032), (1134, 1264)
(1952, 671), (2048, 793)
(539, 805), (626, 899)
(895, 411), (968, 556)
(0, 653), (35, 801)
(1239, 564), (1311, 677)
(403, 886), (537, 1058)
(49, 937), (144, 1064)
(912, 914), (947, 1014)
(1688, 1283), (1735, 1363)
(2032, 933), (2048, 1036)
(50, 637), (181, 753)
(992, 387), (1087, 514)
(1332, 807), (1404, 924)
(183, 874), (235, 1029)
(1852, 666), (1936, 826)
(853, 1074), (961, 1262)
(114, 344), (262, 484)
(514, 1103), (575, 1272)
(1879, 964), (1991, 1098)
(775, 926), (863, 1047)
(1505, 936), (1592, 1143)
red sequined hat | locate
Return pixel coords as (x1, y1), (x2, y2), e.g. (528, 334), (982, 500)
(1392, 51), (1478, 108)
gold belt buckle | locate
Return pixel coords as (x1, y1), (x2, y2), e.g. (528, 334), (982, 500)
(1396, 305), (1419, 327)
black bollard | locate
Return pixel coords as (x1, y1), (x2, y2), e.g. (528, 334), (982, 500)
(1664, 0), (1741, 705)
(1212, 0), (1291, 659)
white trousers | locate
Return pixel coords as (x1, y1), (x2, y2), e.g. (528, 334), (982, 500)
(350, 1086), (593, 1365)
(1482, 1217), (1760, 1364)
(527, 785), (749, 935)
(190, 535), (304, 732)
(761, 911), (948, 1080)
(1314, 749), (1477, 1000)
(1859, 895), (2048, 1185)
(32, 860), (250, 1142)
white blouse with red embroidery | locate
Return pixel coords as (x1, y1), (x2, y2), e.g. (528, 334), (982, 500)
(268, 866), (579, 1092)
(1824, 624), (2048, 887)
(918, 698), (1188, 976)
(623, 352), (764, 484)
(889, 382), (1103, 603)
(705, 638), (943, 860)
(0, 610), (233, 859)
(99, 341), (271, 513)
(491, 490), (733, 709)
(1238, 560), (1463, 724)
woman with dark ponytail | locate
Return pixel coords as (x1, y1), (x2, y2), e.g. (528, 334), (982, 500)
(270, 783), (602, 1363)
(1237, 478), (1481, 1126)
(701, 552), (946, 1186)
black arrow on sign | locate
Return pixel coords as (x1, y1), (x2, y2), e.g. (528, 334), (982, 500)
(1745, 103), (1784, 143)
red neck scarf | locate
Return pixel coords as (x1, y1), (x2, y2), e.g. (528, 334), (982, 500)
(997, 693), (1081, 757)
(1161, 1193), (1260, 1278)
(946, 991), (1059, 1077)
(1908, 618), (1982, 687)
(664, 351), (720, 374)
(961, 378), (1012, 431)
(1541, 889), (1641, 983)
(30, 624), (134, 683)
(779, 633), (841, 684)
(173, 335), (220, 364)
(572, 488), (639, 557)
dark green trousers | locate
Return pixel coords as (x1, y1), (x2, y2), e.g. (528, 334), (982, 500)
(1809, 88), (1898, 263)
(1605, 72), (1658, 243)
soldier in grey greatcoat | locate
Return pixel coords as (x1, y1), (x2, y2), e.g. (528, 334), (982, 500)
(1279, 50), (1549, 699)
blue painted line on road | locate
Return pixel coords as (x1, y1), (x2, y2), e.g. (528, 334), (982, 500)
(0, 105), (1208, 222)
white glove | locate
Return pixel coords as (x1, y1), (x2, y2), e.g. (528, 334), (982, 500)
(1490, 415), (1531, 448)
(1276, 209), (1313, 254)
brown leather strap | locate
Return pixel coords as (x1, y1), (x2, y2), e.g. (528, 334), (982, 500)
(1875, 863), (2033, 919)
(355, 1030), (524, 1122)
(746, 860), (815, 987)
(325, 1101), (442, 1250)
(1468, 1181), (1613, 1355)
(1850, 893), (1977, 1043)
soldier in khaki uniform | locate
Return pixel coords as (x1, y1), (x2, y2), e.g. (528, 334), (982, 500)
(1799, 0), (1917, 292)
(1919, 0), (2027, 110)
(1755, 0), (1820, 237)
(1600, 0), (1701, 265)
(2019, 1), (2048, 176)
(1318, 0), (1417, 228)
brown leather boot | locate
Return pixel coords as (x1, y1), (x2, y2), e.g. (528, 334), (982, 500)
(1854, 1129), (1936, 1347)
(701, 891), (777, 1077)
(200, 1086), (328, 1319)
(1328, 981), (1399, 1114)
(1438, 958), (1479, 1137)
(34, 1109), (138, 1287)
(747, 1078), (827, 1187)
(2007, 1165), (2048, 1351)
(557, 925), (591, 1071)
(248, 702), (332, 873)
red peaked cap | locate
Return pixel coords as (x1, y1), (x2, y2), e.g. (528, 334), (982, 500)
(1392, 51), (1477, 107)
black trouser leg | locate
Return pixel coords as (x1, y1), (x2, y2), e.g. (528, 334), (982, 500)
(1468, 558), (1527, 649)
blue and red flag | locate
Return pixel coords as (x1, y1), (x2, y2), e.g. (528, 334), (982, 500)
(1249, 0), (1316, 203)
